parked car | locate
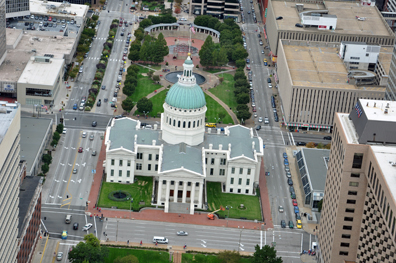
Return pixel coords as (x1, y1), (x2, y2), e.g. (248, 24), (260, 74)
(296, 219), (302, 229)
(292, 199), (298, 206)
(281, 220), (286, 228)
(283, 152), (287, 158)
(288, 178), (293, 186)
(289, 220), (294, 229)
(284, 159), (289, 165)
(62, 128), (67, 134)
(294, 206), (299, 214)
(89, 134), (94, 141)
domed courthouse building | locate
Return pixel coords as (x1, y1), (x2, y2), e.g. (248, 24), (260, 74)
(104, 55), (264, 214)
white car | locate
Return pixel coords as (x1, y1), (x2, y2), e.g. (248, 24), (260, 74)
(264, 117), (269, 124)
(258, 117), (263, 123)
(62, 128), (67, 134)
(278, 206), (284, 213)
(177, 231), (188, 236)
(82, 223), (93, 231)
(82, 131), (87, 138)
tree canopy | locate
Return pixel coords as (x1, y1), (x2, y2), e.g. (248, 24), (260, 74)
(68, 234), (108, 263)
(137, 97), (153, 113)
(252, 245), (283, 263)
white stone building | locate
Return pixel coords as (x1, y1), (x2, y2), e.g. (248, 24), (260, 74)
(104, 55), (264, 214)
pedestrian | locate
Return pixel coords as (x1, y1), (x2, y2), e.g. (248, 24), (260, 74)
(140, 240), (142, 246)
(99, 208), (101, 212)
(96, 207), (98, 210)
(155, 241), (158, 246)
(127, 240), (129, 245)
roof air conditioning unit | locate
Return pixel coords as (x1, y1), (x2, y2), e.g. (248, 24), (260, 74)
(392, 162), (396, 167)
(386, 103), (390, 108)
(385, 108), (388, 114)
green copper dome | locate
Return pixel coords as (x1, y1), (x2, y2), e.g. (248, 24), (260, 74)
(165, 82), (206, 109)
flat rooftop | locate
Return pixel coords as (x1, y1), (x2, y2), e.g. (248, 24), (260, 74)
(359, 99), (396, 123)
(302, 148), (329, 191)
(0, 102), (19, 145)
(18, 57), (64, 85)
(18, 176), (41, 238)
(30, 0), (88, 19)
(272, 1), (393, 37)
(283, 43), (386, 91)
(379, 46), (393, 74)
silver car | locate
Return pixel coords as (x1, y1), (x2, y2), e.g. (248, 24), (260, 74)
(56, 252), (63, 261)
(176, 231), (188, 236)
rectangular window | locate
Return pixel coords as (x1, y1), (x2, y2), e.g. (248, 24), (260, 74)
(220, 158), (226, 165)
(239, 168), (243, 174)
(237, 189), (241, 193)
(219, 169), (225, 176)
(111, 169), (114, 176)
(351, 173), (360, 178)
(211, 158), (215, 165)
(352, 153), (363, 169)
(342, 234), (351, 239)
(148, 154), (152, 161)
(246, 179), (250, 185)
(111, 159), (115, 165)
(339, 251), (349, 256)
(344, 217), (354, 222)
(349, 182), (359, 187)
(127, 160), (131, 167)
(231, 178), (234, 184)
(137, 153), (143, 159)
(119, 170), (122, 177)
(163, 180), (166, 184)
(345, 208), (355, 213)
(148, 164), (151, 170)
(348, 191), (358, 195)
(155, 164), (158, 171)
(230, 188), (233, 193)
(231, 167), (235, 174)
(347, 199), (356, 204)
(245, 189), (249, 194)
(156, 154), (159, 161)
(340, 243), (350, 247)
(238, 178), (242, 185)
(136, 163), (142, 170)
(247, 169), (251, 175)
(205, 158), (207, 164)
(343, 226), (352, 230)
(127, 171), (130, 177)
(210, 168), (214, 175)
(119, 160), (123, 166)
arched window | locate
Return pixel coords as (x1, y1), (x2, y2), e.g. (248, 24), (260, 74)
(173, 120), (176, 126)
(166, 117), (168, 123)
(182, 121), (185, 128)
(178, 121), (181, 127)
(197, 120), (199, 127)
(169, 118), (172, 125)
(188, 121), (191, 128)
(193, 121), (196, 128)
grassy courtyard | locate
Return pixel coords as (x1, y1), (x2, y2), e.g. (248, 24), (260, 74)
(130, 66), (162, 105)
(210, 74), (238, 112)
(105, 248), (169, 263)
(149, 89), (168, 117)
(182, 253), (252, 263)
(206, 182), (262, 221)
(205, 94), (234, 124)
(97, 176), (153, 210)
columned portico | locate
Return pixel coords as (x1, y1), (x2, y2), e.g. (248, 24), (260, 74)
(198, 182), (203, 208)
(174, 180), (179, 202)
(190, 182), (196, 215)
(157, 179), (163, 205)
(164, 180), (171, 212)
(182, 181), (187, 203)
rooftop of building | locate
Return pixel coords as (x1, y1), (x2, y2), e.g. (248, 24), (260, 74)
(30, 0), (88, 19)
(18, 176), (41, 238)
(300, 148), (329, 191)
(0, 102), (19, 145)
(20, 117), (53, 175)
(107, 118), (262, 174)
(378, 46), (393, 75)
(18, 57), (65, 85)
(359, 99), (396, 122)
(282, 41), (386, 91)
(272, 1), (393, 37)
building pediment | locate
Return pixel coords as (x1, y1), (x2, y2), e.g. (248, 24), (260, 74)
(160, 167), (205, 179)
(107, 147), (134, 156)
(229, 155), (257, 163)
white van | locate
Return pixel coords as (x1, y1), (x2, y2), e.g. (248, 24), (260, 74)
(79, 103), (84, 111)
(153, 236), (168, 244)
(65, 215), (72, 224)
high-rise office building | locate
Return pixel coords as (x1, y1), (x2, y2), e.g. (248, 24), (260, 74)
(6, 0), (30, 19)
(0, 102), (21, 263)
(318, 99), (396, 262)
(0, 0), (7, 66)
(386, 40), (396, 101)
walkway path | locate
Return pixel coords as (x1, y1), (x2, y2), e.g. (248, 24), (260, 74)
(130, 86), (166, 115)
(205, 90), (239, 125)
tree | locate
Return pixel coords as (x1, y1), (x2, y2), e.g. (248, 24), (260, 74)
(128, 50), (140, 61)
(252, 245), (283, 263)
(56, 124), (64, 133)
(123, 83), (135, 96)
(236, 104), (249, 112)
(41, 163), (49, 174)
(236, 93), (250, 104)
(139, 18), (153, 29)
(137, 97), (153, 113)
(53, 132), (60, 142)
(153, 75), (160, 82)
(42, 154), (52, 165)
(232, 46), (249, 61)
(91, 15), (99, 21)
(234, 71), (246, 81)
(218, 250), (240, 263)
(68, 234), (108, 263)
(234, 78), (249, 89)
(236, 110), (251, 122)
(208, 17), (219, 29)
(121, 97), (134, 112)
(306, 142), (316, 148)
(235, 59), (246, 68)
(199, 36), (215, 67)
(194, 15), (211, 27)
(174, 6), (181, 14)
(134, 29), (144, 41)
(215, 47), (228, 66)
(324, 143), (331, 149)
(114, 254), (139, 263)
(175, 0), (183, 4)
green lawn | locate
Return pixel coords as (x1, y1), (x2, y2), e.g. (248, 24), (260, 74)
(97, 176), (153, 210)
(210, 74), (238, 111)
(206, 182), (262, 221)
(203, 68), (228, 74)
(129, 66), (162, 104)
(182, 253), (252, 263)
(205, 94), (234, 124)
(105, 247), (169, 263)
(141, 1), (164, 11)
(149, 89), (168, 117)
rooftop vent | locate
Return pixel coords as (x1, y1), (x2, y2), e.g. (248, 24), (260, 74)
(385, 108), (388, 114)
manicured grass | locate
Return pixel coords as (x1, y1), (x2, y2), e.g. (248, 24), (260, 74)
(148, 89), (168, 117)
(182, 253), (252, 263)
(129, 66), (162, 104)
(141, 1), (164, 11)
(137, 65), (162, 71)
(97, 176), (153, 210)
(203, 68), (228, 74)
(210, 74), (238, 111)
(206, 182), (262, 221)
(205, 94), (234, 124)
(105, 247), (169, 263)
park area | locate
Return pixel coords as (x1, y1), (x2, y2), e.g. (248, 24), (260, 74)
(105, 247), (170, 263)
(97, 176), (153, 210)
(209, 73), (238, 112)
(206, 182), (262, 221)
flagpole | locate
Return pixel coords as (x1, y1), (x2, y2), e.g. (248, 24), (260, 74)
(189, 24), (191, 55)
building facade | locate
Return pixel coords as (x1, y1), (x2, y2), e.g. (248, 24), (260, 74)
(190, 0), (239, 21)
(318, 99), (396, 262)
(6, 0), (29, 19)
(105, 55), (263, 214)
(0, 0), (7, 66)
(386, 40), (396, 101)
(0, 102), (21, 263)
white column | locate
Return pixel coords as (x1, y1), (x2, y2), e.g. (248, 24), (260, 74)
(157, 179), (163, 205)
(190, 182), (196, 215)
(182, 181), (187, 203)
(198, 181), (203, 209)
(174, 180), (179, 202)
(164, 180), (170, 213)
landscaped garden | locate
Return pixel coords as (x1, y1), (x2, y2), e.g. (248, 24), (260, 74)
(182, 253), (253, 263)
(105, 247), (169, 263)
(97, 176), (153, 210)
(204, 94), (234, 124)
(210, 74), (238, 111)
(130, 66), (162, 104)
(149, 89), (167, 117)
(206, 182), (262, 221)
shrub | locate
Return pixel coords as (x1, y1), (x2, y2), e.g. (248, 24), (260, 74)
(56, 124), (64, 133)
(89, 88), (98, 95)
(96, 63), (106, 69)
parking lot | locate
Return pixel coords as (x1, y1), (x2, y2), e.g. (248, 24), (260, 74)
(6, 15), (81, 32)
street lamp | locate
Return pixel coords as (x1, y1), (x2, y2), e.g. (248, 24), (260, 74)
(130, 198), (134, 218)
(226, 206), (232, 227)
(238, 226), (244, 253)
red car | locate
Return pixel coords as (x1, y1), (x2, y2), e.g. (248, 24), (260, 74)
(122, 56), (127, 61)
(48, 17), (52, 21)
(78, 147), (83, 153)
(252, 106), (256, 112)
(292, 199), (298, 206)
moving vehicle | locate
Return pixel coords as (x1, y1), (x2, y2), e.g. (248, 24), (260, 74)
(281, 220), (286, 228)
(63, 128), (67, 134)
(92, 150), (97, 156)
(61, 230), (68, 239)
(56, 252), (63, 261)
(323, 136), (332, 140)
(73, 223), (79, 230)
(78, 147), (83, 153)
(73, 168), (77, 174)
(258, 117), (263, 123)
(92, 121), (97, 127)
(90, 134), (94, 140)
(82, 223), (93, 231)
(278, 206), (284, 213)
(264, 117), (269, 124)
(177, 231), (188, 236)
(82, 132), (87, 138)
(153, 236), (168, 244)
